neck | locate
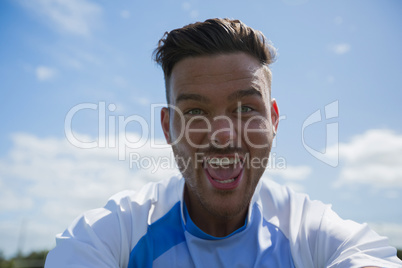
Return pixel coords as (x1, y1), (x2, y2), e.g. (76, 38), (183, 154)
(183, 186), (248, 237)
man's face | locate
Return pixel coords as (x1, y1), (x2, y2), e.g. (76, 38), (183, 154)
(161, 52), (279, 221)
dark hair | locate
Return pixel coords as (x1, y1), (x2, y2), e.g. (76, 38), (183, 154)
(153, 18), (277, 103)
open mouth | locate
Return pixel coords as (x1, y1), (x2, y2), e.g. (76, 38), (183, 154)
(203, 155), (244, 190)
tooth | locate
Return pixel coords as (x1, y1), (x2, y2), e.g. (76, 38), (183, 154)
(221, 158), (230, 165)
(209, 158), (219, 165)
(208, 157), (241, 166)
(214, 178), (235, 184)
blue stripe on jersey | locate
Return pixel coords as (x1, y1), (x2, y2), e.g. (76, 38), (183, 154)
(181, 203), (295, 267)
(128, 201), (295, 267)
(127, 202), (185, 268)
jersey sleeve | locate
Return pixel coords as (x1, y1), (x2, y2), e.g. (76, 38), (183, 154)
(45, 206), (130, 268)
(44, 192), (137, 268)
(44, 178), (183, 268)
(315, 207), (402, 268)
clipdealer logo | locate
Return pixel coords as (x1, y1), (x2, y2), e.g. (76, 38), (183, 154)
(64, 101), (339, 167)
(301, 101), (339, 167)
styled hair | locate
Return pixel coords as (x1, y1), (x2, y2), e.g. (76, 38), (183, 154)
(153, 18), (277, 103)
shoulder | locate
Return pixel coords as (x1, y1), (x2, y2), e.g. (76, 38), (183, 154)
(257, 179), (329, 231)
(45, 175), (184, 268)
(107, 174), (184, 215)
(88, 174), (184, 241)
(256, 179), (402, 267)
(255, 180), (329, 266)
(105, 174), (184, 234)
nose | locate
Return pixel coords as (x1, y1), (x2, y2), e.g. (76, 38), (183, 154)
(208, 115), (237, 148)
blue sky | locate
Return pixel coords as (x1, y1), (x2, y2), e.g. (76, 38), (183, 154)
(1, 0), (402, 257)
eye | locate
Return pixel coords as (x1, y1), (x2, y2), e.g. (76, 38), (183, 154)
(186, 108), (205, 115)
(236, 106), (253, 113)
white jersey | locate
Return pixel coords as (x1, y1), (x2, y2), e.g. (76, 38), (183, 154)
(45, 176), (402, 267)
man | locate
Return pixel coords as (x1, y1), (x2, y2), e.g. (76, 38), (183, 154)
(45, 18), (402, 267)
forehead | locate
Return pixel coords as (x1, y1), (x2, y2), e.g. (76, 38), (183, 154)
(169, 53), (270, 101)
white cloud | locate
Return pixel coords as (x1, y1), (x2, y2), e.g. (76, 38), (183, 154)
(0, 190), (34, 211)
(137, 97), (151, 106)
(0, 132), (177, 256)
(55, 45), (102, 71)
(263, 164), (312, 193)
(120, 10), (130, 19)
(384, 190), (399, 199)
(114, 75), (128, 88)
(334, 16), (343, 25)
(327, 75), (335, 83)
(282, 0), (309, 6)
(189, 10), (199, 19)
(35, 66), (57, 81)
(19, 0), (102, 37)
(268, 165), (312, 180)
(182, 2), (191, 10)
(0, 131), (313, 256)
(369, 222), (402, 249)
(130, 94), (151, 106)
(327, 129), (402, 189)
(181, 1), (198, 19)
(329, 43), (351, 55)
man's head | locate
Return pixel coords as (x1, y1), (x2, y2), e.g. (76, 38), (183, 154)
(155, 18), (279, 236)
(154, 18), (277, 104)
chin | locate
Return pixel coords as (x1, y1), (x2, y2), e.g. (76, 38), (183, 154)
(201, 190), (252, 219)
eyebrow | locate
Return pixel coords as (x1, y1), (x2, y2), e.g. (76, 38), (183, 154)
(227, 87), (262, 101)
(176, 93), (210, 104)
(175, 88), (262, 104)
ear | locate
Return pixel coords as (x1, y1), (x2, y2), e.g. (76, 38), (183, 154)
(271, 99), (279, 135)
(161, 107), (171, 144)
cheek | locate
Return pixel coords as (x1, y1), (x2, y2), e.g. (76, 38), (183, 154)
(169, 118), (210, 157)
(241, 119), (271, 149)
(169, 113), (186, 143)
(183, 118), (211, 147)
